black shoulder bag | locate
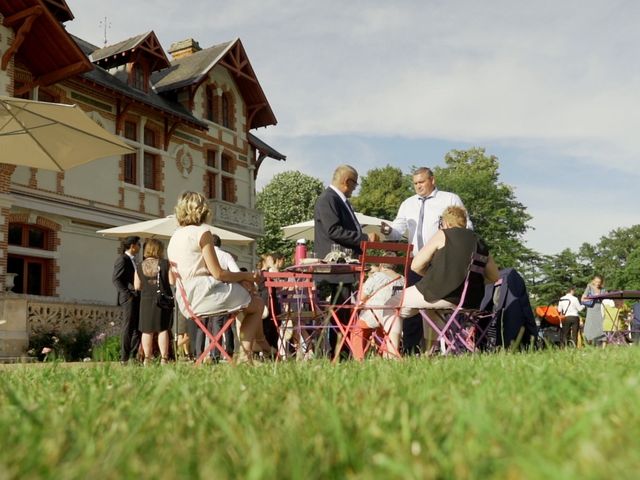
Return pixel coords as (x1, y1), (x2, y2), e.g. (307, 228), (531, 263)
(156, 265), (174, 310)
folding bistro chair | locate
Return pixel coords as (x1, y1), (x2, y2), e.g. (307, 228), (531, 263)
(602, 302), (626, 345)
(262, 271), (325, 360)
(333, 241), (412, 361)
(169, 262), (238, 365)
(420, 252), (494, 355)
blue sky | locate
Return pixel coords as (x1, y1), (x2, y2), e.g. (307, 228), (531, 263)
(67, 0), (640, 255)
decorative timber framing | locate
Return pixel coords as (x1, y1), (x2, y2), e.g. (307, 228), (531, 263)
(1, 6), (43, 70)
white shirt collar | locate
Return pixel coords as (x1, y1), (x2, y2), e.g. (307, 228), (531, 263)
(419, 188), (439, 201)
(329, 184), (348, 203)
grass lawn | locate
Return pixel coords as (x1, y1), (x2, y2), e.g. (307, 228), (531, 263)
(1, 347), (639, 479)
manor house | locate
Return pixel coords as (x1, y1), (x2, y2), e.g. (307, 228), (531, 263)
(0, 0), (285, 356)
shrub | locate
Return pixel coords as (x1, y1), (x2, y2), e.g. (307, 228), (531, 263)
(28, 325), (96, 362)
(91, 335), (120, 362)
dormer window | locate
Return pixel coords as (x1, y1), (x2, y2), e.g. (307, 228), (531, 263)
(221, 94), (231, 129)
(204, 85), (234, 130)
(131, 63), (147, 92)
(206, 86), (217, 122)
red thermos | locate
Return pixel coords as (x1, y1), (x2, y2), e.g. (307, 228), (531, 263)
(294, 239), (307, 265)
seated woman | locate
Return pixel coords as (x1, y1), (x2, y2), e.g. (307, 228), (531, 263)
(167, 191), (265, 362)
(383, 205), (500, 356)
(353, 259), (405, 358)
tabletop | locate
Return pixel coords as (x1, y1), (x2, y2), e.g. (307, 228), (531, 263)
(286, 262), (365, 275)
(586, 290), (640, 300)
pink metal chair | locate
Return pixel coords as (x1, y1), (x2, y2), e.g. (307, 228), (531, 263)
(169, 261), (238, 365)
(333, 241), (412, 361)
(263, 271), (325, 360)
(420, 251), (494, 355)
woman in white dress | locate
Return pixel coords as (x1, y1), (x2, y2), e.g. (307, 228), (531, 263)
(167, 191), (264, 361)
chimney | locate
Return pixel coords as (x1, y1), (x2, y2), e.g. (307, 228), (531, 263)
(168, 38), (202, 59)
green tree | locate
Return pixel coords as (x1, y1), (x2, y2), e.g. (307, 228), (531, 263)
(351, 165), (413, 220)
(578, 225), (640, 290)
(434, 148), (533, 269)
(530, 249), (585, 305)
(256, 171), (324, 258)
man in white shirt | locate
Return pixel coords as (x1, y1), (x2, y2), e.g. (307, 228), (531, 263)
(380, 167), (470, 354)
(558, 286), (584, 347)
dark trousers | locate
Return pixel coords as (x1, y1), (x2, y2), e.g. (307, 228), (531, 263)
(402, 270), (424, 355)
(561, 316), (580, 347)
(120, 296), (141, 362)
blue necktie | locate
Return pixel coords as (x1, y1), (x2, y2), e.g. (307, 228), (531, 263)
(416, 197), (427, 250)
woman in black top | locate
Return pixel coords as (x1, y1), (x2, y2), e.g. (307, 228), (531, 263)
(383, 206), (499, 356)
(135, 239), (173, 364)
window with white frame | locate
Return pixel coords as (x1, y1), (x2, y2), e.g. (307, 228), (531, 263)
(204, 150), (235, 203)
(122, 121), (162, 191)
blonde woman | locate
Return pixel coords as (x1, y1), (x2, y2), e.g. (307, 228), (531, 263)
(581, 275), (605, 345)
(167, 191), (264, 361)
(134, 239), (172, 365)
(383, 206), (500, 356)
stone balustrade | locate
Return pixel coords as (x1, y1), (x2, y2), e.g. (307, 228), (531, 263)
(0, 294), (122, 358)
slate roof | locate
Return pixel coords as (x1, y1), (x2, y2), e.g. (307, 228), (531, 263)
(248, 133), (286, 161)
(152, 38), (277, 129)
(91, 32), (150, 62)
(151, 41), (234, 92)
(70, 34), (207, 130)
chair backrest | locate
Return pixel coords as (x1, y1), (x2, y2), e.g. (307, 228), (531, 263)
(352, 242), (413, 321)
(357, 241), (412, 289)
(456, 251), (489, 310)
(169, 261), (190, 316)
(262, 271), (319, 314)
(603, 305), (621, 332)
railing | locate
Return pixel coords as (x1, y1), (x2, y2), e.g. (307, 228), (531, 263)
(208, 199), (263, 237)
(0, 294), (122, 358)
(27, 297), (122, 337)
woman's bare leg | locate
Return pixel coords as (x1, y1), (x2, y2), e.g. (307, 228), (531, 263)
(141, 332), (154, 363)
(237, 295), (265, 360)
(158, 330), (170, 361)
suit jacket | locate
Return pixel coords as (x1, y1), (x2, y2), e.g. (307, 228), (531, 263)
(112, 254), (137, 305)
(314, 187), (368, 259)
(479, 268), (538, 349)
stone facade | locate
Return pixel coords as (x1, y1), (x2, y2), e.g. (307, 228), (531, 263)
(0, 4), (282, 358)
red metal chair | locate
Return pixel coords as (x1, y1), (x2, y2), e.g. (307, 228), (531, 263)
(333, 241), (412, 361)
(420, 251), (494, 355)
(263, 271), (326, 360)
(169, 261), (238, 365)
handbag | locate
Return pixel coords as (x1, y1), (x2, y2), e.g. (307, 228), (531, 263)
(156, 266), (174, 310)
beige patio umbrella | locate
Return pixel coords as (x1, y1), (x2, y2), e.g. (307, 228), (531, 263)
(97, 215), (254, 246)
(282, 212), (392, 241)
(0, 96), (133, 171)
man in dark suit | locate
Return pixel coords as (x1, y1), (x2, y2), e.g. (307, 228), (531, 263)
(314, 165), (378, 357)
(112, 236), (141, 363)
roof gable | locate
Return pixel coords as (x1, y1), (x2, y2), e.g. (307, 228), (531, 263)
(43, 0), (73, 22)
(152, 38), (277, 129)
(0, 0), (93, 90)
(91, 31), (170, 71)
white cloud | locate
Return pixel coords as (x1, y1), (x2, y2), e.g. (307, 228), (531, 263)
(65, 0), (640, 254)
